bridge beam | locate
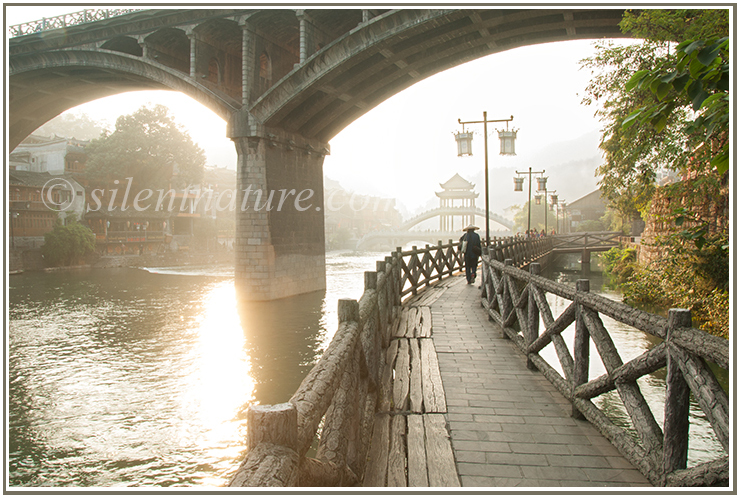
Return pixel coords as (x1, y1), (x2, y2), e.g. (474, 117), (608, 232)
(229, 110), (328, 300)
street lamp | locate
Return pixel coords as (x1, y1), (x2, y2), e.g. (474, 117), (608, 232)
(535, 189), (557, 235)
(455, 112), (515, 245)
(559, 200), (567, 233)
(514, 167), (545, 236)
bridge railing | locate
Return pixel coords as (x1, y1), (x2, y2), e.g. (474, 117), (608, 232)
(227, 235), (588, 487)
(552, 231), (622, 250)
(229, 242), (466, 486)
(479, 251), (728, 487)
(397, 241), (464, 298)
(8, 9), (142, 37)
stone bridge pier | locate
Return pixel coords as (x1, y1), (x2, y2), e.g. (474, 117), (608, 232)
(229, 110), (328, 300)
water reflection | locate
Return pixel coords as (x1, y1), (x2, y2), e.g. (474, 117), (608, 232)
(542, 270), (727, 467)
(8, 251), (389, 488)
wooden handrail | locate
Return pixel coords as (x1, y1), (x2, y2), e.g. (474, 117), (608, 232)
(479, 249), (729, 487)
(230, 241), (474, 486)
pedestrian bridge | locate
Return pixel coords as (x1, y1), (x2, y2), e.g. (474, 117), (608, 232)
(230, 235), (729, 488)
(10, 7), (628, 301)
(356, 206), (514, 250)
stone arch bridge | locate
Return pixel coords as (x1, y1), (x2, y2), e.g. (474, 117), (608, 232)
(356, 206), (514, 250)
(9, 7), (626, 299)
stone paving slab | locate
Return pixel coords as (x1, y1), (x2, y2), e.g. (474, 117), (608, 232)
(431, 275), (652, 488)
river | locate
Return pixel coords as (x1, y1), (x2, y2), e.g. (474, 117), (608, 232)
(7, 251), (726, 487)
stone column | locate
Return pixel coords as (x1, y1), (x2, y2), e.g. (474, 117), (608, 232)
(187, 30), (197, 79)
(228, 110), (328, 301)
(240, 19), (256, 106)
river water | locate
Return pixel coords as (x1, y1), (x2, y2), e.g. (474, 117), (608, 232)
(7, 251), (726, 488)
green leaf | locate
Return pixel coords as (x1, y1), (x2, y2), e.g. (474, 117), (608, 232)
(697, 45), (721, 66)
(626, 70), (649, 91)
(710, 150), (729, 175)
(622, 109), (644, 128)
(660, 71), (677, 83)
(683, 40), (705, 55)
(652, 114), (668, 132)
(656, 82), (672, 100)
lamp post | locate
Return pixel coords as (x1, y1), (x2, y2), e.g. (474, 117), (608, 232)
(552, 197), (560, 234)
(535, 189), (557, 235)
(514, 167), (545, 236)
(455, 112), (515, 245)
(559, 200), (567, 233)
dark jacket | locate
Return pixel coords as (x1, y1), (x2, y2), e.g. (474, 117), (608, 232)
(460, 231), (481, 259)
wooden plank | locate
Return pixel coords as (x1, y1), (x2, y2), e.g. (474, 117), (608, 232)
(409, 339), (424, 413)
(420, 338), (446, 413)
(407, 414), (428, 487)
(393, 339), (410, 411)
(404, 307), (419, 338)
(394, 308), (410, 337)
(363, 413), (391, 486)
(379, 340), (399, 412)
(387, 415), (407, 487)
(423, 413), (460, 487)
(418, 306), (432, 337)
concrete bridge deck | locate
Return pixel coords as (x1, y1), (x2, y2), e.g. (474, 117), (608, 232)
(367, 274), (652, 488)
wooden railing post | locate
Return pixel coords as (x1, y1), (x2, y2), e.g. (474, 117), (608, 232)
(229, 402), (300, 486)
(526, 262), (541, 370)
(662, 308), (692, 484)
(247, 403), (298, 451)
(500, 258), (514, 339)
(572, 279), (590, 420)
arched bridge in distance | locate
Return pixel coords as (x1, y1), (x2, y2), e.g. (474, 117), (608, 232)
(9, 8), (628, 300)
(356, 206), (514, 250)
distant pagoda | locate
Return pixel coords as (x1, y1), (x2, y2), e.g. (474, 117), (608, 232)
(435, 173), (478, 232)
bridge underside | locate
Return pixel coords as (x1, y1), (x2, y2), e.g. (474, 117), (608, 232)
(9, 8), (626, 300)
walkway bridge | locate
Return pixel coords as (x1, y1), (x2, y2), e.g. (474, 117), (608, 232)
(356, 206), (513, 250)
(552, 231), (622, 272)
(230, 235), (729, 488)
(10, 7), (627, 300)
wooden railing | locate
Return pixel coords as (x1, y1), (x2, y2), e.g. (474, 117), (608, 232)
(397, 241), (464, 298)
(552, 231), (622, 252)
(479, 251), (729, 486)
(229, 242), (465, 486)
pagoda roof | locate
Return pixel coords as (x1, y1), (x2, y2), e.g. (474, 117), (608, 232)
(439, 173), (474, 191)
(435, 190), (478, 199)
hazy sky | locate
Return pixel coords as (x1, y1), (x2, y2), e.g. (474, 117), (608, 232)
(6, 5), (637, 216)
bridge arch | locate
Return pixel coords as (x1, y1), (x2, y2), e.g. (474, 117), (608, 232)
(400, 207), (513, 232)
(100, 36), (143, 56)
(9, 49), (239, 148)
(251, 8), (626, 141)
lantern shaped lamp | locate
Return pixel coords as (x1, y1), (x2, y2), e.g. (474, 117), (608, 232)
(536, 176), (548, 192)
(513, 176), (524, 192)
(550, 194), (559, 206)
(455, 131), (474, 156)
(534, 194), (542, 205)
(498, 129), (517, 155)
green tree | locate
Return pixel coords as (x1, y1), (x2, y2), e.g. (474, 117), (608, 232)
(85, 104), (205, 190)
(41, 218), (96, 266)
(581, 9), (729, 221)
(509, 202), (557, 234)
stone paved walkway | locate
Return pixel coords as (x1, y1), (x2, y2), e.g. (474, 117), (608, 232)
(430, 275), (652, 487)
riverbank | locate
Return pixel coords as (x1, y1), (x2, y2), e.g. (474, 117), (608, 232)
(9, 247), (234, 273)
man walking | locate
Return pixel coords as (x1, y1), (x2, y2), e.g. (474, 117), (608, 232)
(460, 224), (482, 284)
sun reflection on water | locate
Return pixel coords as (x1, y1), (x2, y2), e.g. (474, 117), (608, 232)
(185, 280), (255, 486)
